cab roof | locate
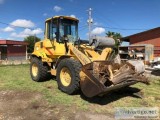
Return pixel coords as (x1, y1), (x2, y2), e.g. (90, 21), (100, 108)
(46, 16), (79, 22)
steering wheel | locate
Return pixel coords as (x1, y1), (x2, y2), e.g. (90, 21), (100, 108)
(67, 35), (75, 43)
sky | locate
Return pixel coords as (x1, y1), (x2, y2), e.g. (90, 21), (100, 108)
(0, 0), (160, 43)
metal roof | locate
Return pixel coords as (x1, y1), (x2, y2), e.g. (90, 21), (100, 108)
(45, 15), (79, 22)
(0, 40), (28, 45)
(121, 27), (160, 42)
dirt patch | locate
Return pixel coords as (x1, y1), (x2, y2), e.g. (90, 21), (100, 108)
(0, 90), (72, 120)
(0, 90), (114, 120)
(75, 112), (113, 120)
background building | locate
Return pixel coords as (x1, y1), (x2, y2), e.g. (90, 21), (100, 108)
(122, 27), (160, 57)
(0, 40), (28, 60)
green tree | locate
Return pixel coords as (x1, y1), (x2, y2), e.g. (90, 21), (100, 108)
(24, 36), (41, 53)
(106, 31), (122, 47)
(106, 31), (122, 40)
(106, 31), (115, 38)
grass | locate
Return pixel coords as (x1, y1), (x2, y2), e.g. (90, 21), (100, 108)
(0, 65), (159, 114)
(0, 65), (89, 110)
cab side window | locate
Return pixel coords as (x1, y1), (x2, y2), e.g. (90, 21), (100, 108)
(47, 20), (57, 40)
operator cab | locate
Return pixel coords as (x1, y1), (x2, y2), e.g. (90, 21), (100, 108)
(45, 16), (79, 43)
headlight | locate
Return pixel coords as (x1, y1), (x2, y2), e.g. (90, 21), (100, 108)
(36, 47), (39, 50)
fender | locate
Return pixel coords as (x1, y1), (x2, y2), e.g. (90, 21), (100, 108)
(31, 50), (53, 62)
(50, 55), (73, 76)
(55, 55), (73, 68)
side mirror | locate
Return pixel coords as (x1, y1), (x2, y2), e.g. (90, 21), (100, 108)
(74, 41), (79, 45)
(89, 38), (97, 46)
(74, 37), (80, 46)
(60, 35), (69, 43)
(63, 35), (69, 42)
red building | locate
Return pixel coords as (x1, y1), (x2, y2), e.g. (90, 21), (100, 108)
(0, 40), (28, 60)
(122, 27), (160, 57)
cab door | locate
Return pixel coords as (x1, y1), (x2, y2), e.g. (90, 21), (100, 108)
(44, 19), (66, 58)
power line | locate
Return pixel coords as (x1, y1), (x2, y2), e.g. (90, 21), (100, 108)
(79, 24), (88, 28)
(79, 26), (88, 31)
(0, 21), (37, 42)
(0, 19), (150, 32)
(94, 9), (123, 28)
(0, 20), (88, 30)
(92, 24), (149, 31)
(0, 21), (34, 29)
(92, 9), (150, 31)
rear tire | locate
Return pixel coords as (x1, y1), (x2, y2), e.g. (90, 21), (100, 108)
(30, 57), (51, 82)
(56, 58), (82, 94)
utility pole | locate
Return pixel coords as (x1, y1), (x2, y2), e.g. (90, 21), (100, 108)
(33, 28), (36, 44)
(87, 8), (93, 41)
(34, 34), (36, 43)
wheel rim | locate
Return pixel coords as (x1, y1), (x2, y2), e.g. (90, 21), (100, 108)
(32, 63), (38, 77)
(60, 67), (71, 87)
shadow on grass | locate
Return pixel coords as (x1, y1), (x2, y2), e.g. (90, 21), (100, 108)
(38, 76), (56, 82)
(80, 87), (143, 105)
(151, 70), (160, 76)
(41, 77), (144, 105)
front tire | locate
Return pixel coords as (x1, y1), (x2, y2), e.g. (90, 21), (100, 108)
(30, 57), (51, 82)
(56, 58), (82, 94)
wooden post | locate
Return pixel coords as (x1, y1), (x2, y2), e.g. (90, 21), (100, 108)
(26, 45), (27, 60)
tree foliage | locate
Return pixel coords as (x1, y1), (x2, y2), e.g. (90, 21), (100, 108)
(106, 31), (122, 47)
(106, 31), (115, 38)
(106, 31), (122, 40)
(24, 36), (41, 53)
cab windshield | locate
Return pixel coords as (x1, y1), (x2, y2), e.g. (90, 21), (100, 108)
(59, 18), (78, 43)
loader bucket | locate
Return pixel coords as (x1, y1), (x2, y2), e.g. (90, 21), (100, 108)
(80, 61), (148, 98)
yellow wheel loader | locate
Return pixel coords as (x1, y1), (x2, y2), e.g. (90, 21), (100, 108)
(30, 16), (148, 97)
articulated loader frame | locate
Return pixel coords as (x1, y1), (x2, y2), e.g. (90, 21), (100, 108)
(31, 41), (149, 98)
(30, 16), (149, 98)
